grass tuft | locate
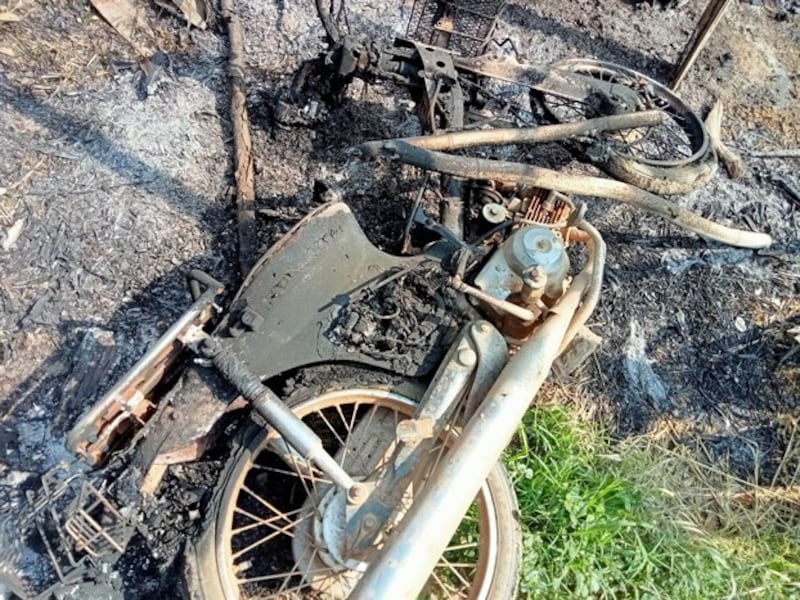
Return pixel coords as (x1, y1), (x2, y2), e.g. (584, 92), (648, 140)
(504, 407), (800, 599)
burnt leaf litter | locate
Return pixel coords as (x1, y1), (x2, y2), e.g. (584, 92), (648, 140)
(0, 0), (799, 596)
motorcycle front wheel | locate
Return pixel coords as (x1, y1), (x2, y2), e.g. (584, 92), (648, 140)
(184, 368), (521, 600)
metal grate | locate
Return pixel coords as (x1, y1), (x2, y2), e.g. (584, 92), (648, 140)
(25, 468), (137, 587)
(63, 480), (133, 559)
(406, 0), (506, 57)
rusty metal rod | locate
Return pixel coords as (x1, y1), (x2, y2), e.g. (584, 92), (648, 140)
(365, 141), (772, 249)
(221, 0), (258, 274)
(671, 0), (734, 90)
(451, 275), (537, 322)
(361, 110), (664, 157)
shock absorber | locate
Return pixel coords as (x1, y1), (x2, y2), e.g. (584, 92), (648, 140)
(201, 337), (368, 504)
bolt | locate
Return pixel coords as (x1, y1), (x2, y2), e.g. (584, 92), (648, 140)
(482, 202), (507, 224)
(523, 266), (547, 288)
(362, 514), (378, 531)
(457, 347), (477, 367)
(347, 483), (368, 505)
(476, 321), (492, 334)
(201, 336), (222, 357)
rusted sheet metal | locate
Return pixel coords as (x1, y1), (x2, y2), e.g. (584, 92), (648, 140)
(132, 366), (238, 495)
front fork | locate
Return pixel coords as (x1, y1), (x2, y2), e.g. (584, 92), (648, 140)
(351, 270), (591, 599)
(343, 319), (508, 556)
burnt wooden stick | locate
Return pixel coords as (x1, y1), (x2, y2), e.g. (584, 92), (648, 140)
(361, 110), (664, 157)
(704, 98), (747, 180)
(368, 140), (772, 249)
(221, 0), (257, 275)
(671, 0), (733, 90)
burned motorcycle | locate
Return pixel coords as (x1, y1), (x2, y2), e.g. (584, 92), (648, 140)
(3, 130), (770, 599)
(0, 1), (774, 598)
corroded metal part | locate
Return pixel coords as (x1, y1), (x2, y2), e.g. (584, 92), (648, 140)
(66, 275), (225, 466)
(342, 320), (508, 557)
(350, 269), (591, 600)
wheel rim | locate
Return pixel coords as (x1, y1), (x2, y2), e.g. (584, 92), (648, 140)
(540, 60), (709, 168)
(215, 388), (501, 599)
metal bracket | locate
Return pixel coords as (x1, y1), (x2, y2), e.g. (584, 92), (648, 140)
(412, 41), (464, 130)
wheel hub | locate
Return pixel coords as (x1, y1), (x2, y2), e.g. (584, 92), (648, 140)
(314, 486), (369, 573)
(291, 483), (373, 598)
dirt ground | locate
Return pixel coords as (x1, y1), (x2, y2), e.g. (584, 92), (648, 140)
(0, 0), (798, 595)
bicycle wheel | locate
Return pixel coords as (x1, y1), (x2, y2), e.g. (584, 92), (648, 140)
(184, 369), (521, 599)
(536, 58), (717, 195)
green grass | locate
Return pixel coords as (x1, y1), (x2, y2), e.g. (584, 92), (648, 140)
(503, 407), (800, 599)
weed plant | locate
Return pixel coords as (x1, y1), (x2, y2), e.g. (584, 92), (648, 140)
(505, 408), (800, 599)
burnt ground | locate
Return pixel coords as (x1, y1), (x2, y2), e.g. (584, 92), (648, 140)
(0, 0), (799, 595)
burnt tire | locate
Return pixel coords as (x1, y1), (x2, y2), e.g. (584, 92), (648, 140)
(183, 367), (521, 600)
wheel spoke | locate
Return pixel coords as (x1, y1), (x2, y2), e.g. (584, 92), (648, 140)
(215, 390), (501, 599)
(336, 401), (361, 468)
(430, 569), (463, 598)
(231, 506), (304, 536)
(543, 62), (705, 169)
(443, 541), (480, 553)
(233, 511), (311, 560)
(236, 564), (332, 585)
(315, 408), (348, 449)
(436, 555), (473, 588)
(278, 547), (323, 595)
(288, 453), (321, 513)
(240, 484), (302, 524)
(248, 463), (331, 485)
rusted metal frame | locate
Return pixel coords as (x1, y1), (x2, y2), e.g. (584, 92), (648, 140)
(351, 263), (592, 600)
(26, 470), (136, 590)
(66, 277), (224, 465)
(453, 54), (586, 98)
(63, 480), (131, 558)
(360, 110), (664, 156)
(221, 0), (258, 274)
(558, 220), (605, 355)
(413, 41), (465, 131)
(365, 140), (772, 249)
(411, 41), (468, 242)
(704, 98), (746, 179)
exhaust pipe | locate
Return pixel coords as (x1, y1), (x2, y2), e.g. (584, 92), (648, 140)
(350, 269), (591, 600)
